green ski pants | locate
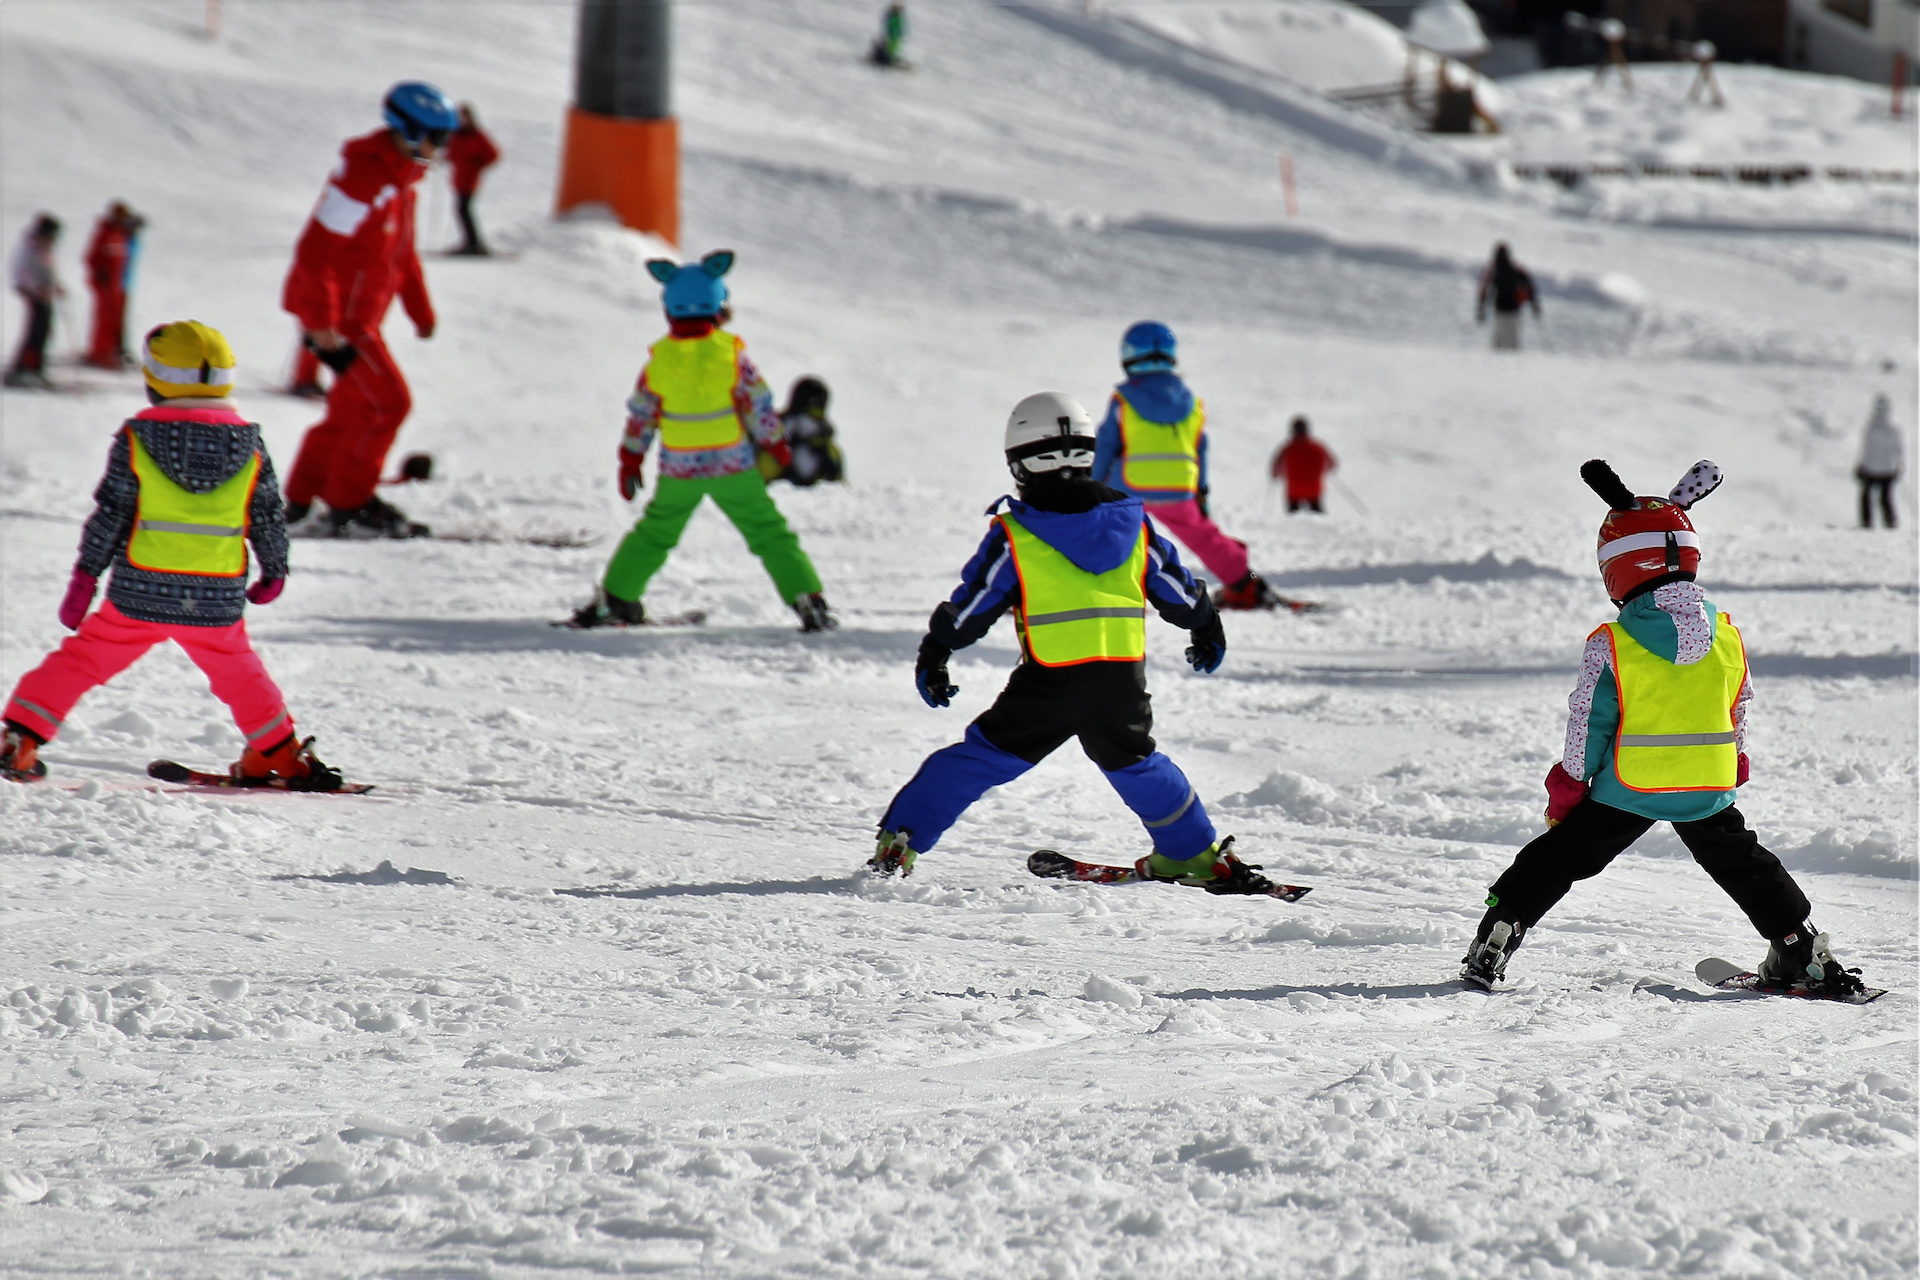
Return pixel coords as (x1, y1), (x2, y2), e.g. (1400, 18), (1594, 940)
(603, 469), (822, 606)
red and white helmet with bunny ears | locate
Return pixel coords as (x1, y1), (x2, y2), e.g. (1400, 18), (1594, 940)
(1581, 458), (1723, 604)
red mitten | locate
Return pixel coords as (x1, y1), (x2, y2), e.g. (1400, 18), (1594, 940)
(57, 569), (98, 631)
(247, 577), (284, 606)
(763, 439), (793, 470)
(618, 447), (645, 501)
(1543, 763), (1588, 827)
(1736, 753), (1750, 786)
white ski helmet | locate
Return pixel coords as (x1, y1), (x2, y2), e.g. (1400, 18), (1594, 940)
(1004, 391), (1096, 482)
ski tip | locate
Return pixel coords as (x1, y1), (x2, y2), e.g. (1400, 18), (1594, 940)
(147, 760), (191, 783)
(1271, 885), (1313, 902)
(1695, 957), (1748, 987)
(1027, 850), (1075, 879)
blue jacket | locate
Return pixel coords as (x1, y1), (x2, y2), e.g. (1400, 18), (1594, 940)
(1091, 372), (1209, 503)
(1564, 583), (1747, 822)
(927, 484), (1216, 654)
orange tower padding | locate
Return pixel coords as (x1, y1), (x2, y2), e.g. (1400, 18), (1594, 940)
(555, 107), (678, 247)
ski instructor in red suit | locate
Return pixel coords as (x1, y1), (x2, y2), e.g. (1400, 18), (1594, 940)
(281, 81), (459, 539)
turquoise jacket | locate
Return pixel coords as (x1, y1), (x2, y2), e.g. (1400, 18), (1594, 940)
(1564, 583), (1747, 822)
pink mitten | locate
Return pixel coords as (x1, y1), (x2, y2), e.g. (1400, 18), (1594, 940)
(1543, 763), (1588, 827)
(57, 570), (98, 630)
(1736, 753), (1750, 787)
(247, 577), (285, 606)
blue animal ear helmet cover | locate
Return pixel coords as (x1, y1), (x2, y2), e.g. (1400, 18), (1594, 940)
(648, 249), (737, 318)
(1120, 320), (1177, 373)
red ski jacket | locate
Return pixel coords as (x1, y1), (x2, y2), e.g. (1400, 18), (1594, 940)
(1271, 437), (1336, 501)
(282, 130), (433, 338)
(446, 125), (500, 197)
(86, 219), (131, 294)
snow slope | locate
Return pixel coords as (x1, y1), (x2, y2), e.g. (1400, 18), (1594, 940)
(1, 1), (1916, 1276)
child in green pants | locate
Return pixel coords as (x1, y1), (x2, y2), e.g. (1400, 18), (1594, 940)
(569, 250), (835, 632)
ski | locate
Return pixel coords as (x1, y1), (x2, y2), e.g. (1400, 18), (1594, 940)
(1695, 957), (1886, 1005)
(550, 609), (707, 630)
(146, 760), (375, 794)
(1027, 850), (1312, 901)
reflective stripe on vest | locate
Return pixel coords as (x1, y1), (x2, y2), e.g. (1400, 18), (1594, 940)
(999, 514), (1149, 666)
(1604, 615), (1746, 793)
(125, 430), (259, 577)
(1118, 397), (1203, 493)
(647, 331), (745, 450)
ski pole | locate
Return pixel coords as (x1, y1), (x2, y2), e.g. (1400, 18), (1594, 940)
(1332, 474), (1370, 515)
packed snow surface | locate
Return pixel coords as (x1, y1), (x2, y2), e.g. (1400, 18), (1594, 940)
(1105, 0), (1415, 91)
(2, 1), (1916, 1277)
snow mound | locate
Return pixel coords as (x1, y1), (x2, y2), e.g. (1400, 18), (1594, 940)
(1109, 0), (1412, 92)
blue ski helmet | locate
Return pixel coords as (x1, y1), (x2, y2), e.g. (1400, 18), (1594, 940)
(646, 250), (736, 319)
(383, 81), (459, 146)
(1120, 321), (1177, 373)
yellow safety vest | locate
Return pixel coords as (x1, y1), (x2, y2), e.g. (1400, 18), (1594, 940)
(1119, 397), (1204, 493)
(646, 331), (745, 450)
(1602, 615), (1746, 793)
(125, 429), (259, 577)
(1000, 514), (1149, 666)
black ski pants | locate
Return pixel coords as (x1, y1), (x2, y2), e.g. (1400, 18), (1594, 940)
(11, 295), (51, 372)
(974, 659), (1155, 769)
(1482, 799), (1809, 939)
(455, 192), (486, 255)
(1859, 475), (1897, 528)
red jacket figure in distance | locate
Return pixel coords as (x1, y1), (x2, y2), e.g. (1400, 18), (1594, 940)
(445, 103), (500, 256)
(279, 80), (457, 538)
(84, 201), (143, 369)
(1271, 416), (1336, 513)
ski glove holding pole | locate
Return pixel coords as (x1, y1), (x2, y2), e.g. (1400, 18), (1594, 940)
(915, 636), (958, 708)
(1186, 616), (1226, 674)
(1543, 762), (1588, 826)
(57, 569), (98, 630)
(618, 446), (645, 500)
(303, 333), (359, 375)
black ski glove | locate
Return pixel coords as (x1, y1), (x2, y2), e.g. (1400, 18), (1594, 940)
(1186, 616), (1226, 674)
(915, 636), (958, 708)
(304, 334), (360, 374)
(1197, 486), (1210, 518)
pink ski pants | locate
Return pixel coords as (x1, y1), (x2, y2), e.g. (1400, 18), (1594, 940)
(4, 602), (291, 748)
(1146, 499), (1250, 586)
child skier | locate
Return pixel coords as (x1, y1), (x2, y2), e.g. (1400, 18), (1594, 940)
(568, 250), (835, 632)
(1460, 458), (1866, 996)
(868, 391), (1279, 894)
(1091, 322), (1287, 610)
(0, 321), (342, 789)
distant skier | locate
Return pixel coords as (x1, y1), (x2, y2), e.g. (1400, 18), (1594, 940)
(1460, 458), (1867, 997)
(1270, 416), (1336, 514)
(446, 103), (500, 257)
(567, 250), (836, 632)
(0, 321), (343, 790)
(1093, 321), (1285, 610)
(6, 214), (63, 390)
(869, 3), (908, 67)
(280, 80), (458, 538)
(1475, 242), (1539, 351)
(1856, 393), (1902, 529)
(84, 201), (144, 370)
(763, 376), (845, 486)
(868, 391), (1282, 895)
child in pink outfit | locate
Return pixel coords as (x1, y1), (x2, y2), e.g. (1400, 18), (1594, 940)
(1, 320), (339, 787)
(1090, 321), (1282, 611)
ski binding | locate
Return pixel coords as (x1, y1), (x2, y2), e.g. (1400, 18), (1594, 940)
(1027, 850), (1311, 902)
(147, 760), (374, 794)
(1695, 957), (1885, 1005)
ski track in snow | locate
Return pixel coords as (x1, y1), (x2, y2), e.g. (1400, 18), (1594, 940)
(1, 1), (1915, 1276)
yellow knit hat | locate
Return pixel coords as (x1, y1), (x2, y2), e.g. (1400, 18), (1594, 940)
(143, 320), (237, 399)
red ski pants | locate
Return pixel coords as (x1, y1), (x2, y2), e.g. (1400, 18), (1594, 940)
(4, 602), (292, 749)
(285, 328), (412, 512)
(1147, 498), (1250, 586)
(87, 284), (126, 365)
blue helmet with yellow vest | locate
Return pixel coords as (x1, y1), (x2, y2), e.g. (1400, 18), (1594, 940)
(1120, 321), (1177, 374)
(647, 250), (736, 319)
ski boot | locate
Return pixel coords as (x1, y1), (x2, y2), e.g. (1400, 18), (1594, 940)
(1135, 836), (1277, 895)
(794, 592), (838, 634)
(232, 733), (344, 791)
(867, 829), (917, 877)
(1217, 570), (1290, 612)
(568, 587), (647, 629)
(4, 369), (53, 390)
(1, 723), (47, 782)
(1758, 923), (1866, 996)
(347, 495), (431, 539)
(287, 380), (327, 401)
(1461, 917), (1525, 990)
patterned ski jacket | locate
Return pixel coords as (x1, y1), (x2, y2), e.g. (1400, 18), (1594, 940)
(926, 480), (1217, 655)
(77, 400), (289, 628)
(621, 340), (784, 481)
(1557, 581), (1750, 822)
